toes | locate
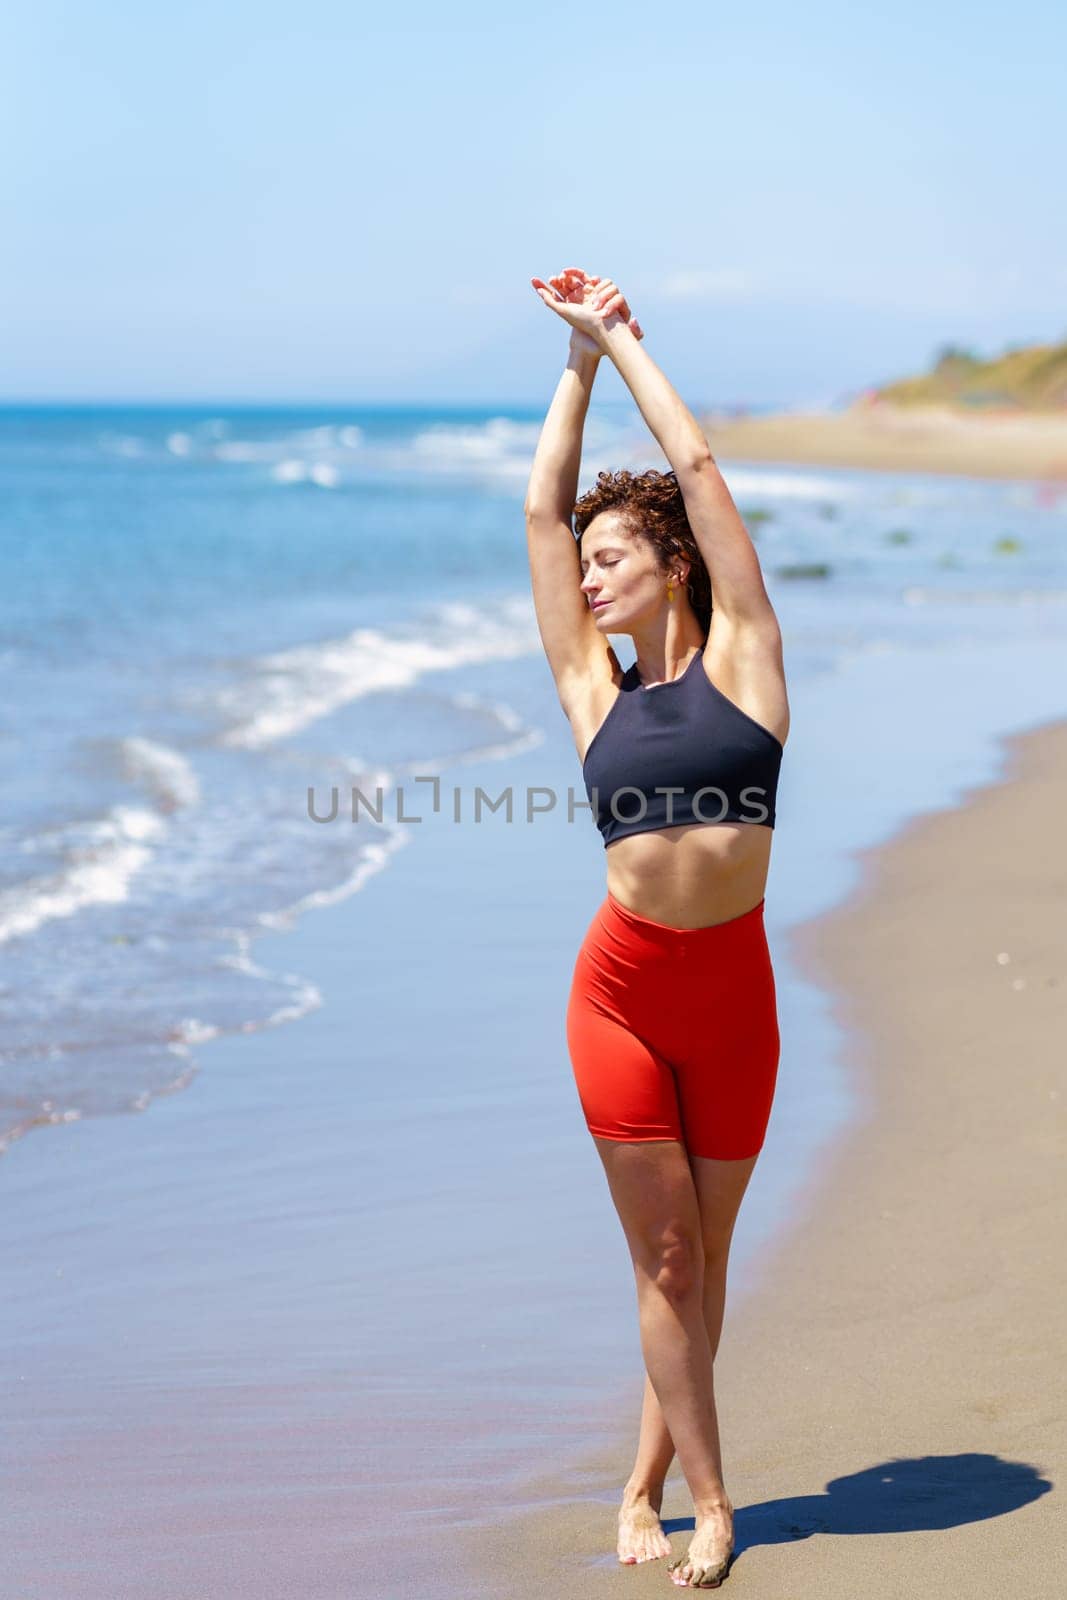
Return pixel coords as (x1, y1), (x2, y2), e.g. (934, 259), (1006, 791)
(667, 1550), (731, 1587)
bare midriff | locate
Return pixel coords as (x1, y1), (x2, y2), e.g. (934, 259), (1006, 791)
(603, 820), (773, 929)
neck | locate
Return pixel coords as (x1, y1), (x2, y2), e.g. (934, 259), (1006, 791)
(630, 626), (705, 687)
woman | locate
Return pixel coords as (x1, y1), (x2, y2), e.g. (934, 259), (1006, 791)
(525, 266), (790, 1589)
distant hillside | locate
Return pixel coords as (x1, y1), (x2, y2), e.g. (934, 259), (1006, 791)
(874, 340), (1067, 412)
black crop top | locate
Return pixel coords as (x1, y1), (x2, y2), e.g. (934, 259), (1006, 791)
(581, 651), (783, 847)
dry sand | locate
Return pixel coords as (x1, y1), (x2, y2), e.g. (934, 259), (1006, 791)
(464, 717), (1066, 1596)
(700, 402), (1067, 483)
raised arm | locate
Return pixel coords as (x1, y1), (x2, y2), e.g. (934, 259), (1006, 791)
(590, 279), (778, 631)
(524, 289), (614, 701)
(524, 333), (600, 522)
(524, 268), (639, 700)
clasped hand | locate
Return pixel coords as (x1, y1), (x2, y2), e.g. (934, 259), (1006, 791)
(530, 266), (643, 352)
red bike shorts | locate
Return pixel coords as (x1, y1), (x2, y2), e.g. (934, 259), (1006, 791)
(566, 890), (780, 1161)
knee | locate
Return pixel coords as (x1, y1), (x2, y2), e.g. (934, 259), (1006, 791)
(639, 1228), (704, 1306)
(702, 1232), (734, 1273)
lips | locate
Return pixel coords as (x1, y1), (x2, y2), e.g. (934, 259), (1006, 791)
(591, 600), (611, 611)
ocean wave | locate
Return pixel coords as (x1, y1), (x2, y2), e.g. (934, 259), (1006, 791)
(0, 805), (165, 944)
(214, 595), (541, 750)
(256, 825), (412, 928)
(409, 416), (544, 482)
(116, 736), (201, 812)
(213, 440), (268, 463)
(267, 459), (340, 488)
(720, 466), (858, 502)
(93, 409), (647, 495)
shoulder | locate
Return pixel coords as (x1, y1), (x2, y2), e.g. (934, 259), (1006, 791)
(700, 612), (790, 747)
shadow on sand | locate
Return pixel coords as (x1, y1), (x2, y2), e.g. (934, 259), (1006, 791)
(661, 1452), (1053, 1555)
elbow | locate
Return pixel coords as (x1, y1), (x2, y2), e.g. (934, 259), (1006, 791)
(677, 447), (717, 479)
(525, 501), (569, 525)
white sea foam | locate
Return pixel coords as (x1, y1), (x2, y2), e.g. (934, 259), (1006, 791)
(168, 1017), (221, 1048)
(398, 723), (545, 770)
(719, 466), (858, 502)
(0, 806), (165, 944)
(267, 454), (338, 487)
(404, 414), (649, 489)
(410, 416), (543, 480)
(204, 412), (641, 494)
(209, 929), (324, 1023)
(216, 596), (541, 750)
(424, 690), (546, 765)
(167, 432), (193, 456)
(258, 827), (412, 928)
(117, 736), (201, 812)
(213, 440), (267, 463)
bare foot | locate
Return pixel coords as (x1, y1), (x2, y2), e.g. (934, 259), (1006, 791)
(617, 1489), (673, 1565)
(667, 1501), (735, 1588)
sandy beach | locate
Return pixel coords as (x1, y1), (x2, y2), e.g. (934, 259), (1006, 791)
(464, 716), (1066, 1596)
(700, 402), (1067, 483)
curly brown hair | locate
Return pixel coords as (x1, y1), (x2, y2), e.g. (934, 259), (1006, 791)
(572, 467), (713, 635)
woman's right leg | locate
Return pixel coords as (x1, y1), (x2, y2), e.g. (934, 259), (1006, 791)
(566, 897), (737, 1575)
(593, 1136), (737, 1586)
(622, 1152), (760, 1507)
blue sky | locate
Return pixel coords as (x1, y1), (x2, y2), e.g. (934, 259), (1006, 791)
(4, 0), (1065, 405)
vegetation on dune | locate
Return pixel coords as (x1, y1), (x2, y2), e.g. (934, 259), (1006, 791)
(873, 339), (1067, 411)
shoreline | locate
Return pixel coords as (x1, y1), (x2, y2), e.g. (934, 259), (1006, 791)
(463, 714), (1066, 1595)
(700, 402), (1067, 482)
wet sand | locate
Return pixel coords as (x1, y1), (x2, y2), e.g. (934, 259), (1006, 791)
(700, 402), (1067, 483)
(463, 716), (1066, 1595)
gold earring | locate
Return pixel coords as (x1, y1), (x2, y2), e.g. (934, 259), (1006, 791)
(667, 581), (675, 603)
